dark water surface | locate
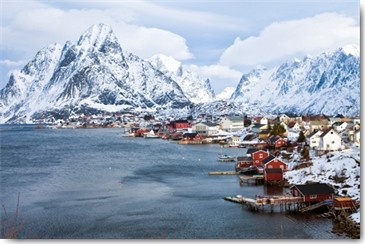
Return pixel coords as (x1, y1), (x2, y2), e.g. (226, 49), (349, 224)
(0, 126), (347, 239)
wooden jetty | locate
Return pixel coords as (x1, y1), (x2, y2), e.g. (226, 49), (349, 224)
(208, 171), (240, 175)
(239, 175), (264, 184)
(224, 194), (304, 212)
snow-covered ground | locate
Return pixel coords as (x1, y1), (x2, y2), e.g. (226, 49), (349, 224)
(284, 144), (360, 224)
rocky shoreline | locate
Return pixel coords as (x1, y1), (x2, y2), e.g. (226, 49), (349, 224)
(331, 213), (360, 239)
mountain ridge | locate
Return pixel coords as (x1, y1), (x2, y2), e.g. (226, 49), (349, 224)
(0, 23), (360, 123)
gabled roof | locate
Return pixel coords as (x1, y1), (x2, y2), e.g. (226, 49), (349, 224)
(261, 154), (276, 164)
(290, 183), (334, 195)
(308, 130), (322, 138)
(237, 156), (252, 162)
(201, 122), (219, 127)
(247, 148), (259, 154)
(319, 128), (339, 138)
(252, 149), (268, 155)
(182, 132), (198, 137)
(226, 116), (244, 122)
(268, 135), (281, 143)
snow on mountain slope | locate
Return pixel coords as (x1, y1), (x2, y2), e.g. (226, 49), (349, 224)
(0, 43), (63, 123)
(215, 87), (236, 101)
(0, 24), (191, 123)
(230, 46), (360, 116)
(148, 54), (215, 103)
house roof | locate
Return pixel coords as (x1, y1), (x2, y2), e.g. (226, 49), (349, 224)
(243, 134), (256, 141)
(319, 128), (339, 138)
(247, 148), (259, 154)
(227, 116), (244, 122)
(291, 183), (334, 195)
(268, 135), (281, 143)
(201, 122), (219, 127)
(237, 156), (252, 162)
(182, 132), (198, 137)
(310, 120), (329, 126)
(264, 168), (283, 173)
(261, 154), (276, 164)
(251, 149), (267, 155)
(308, 130), (322, 138)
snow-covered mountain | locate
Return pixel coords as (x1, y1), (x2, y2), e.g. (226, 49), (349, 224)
(230, 45), (360, 116)
(148, 54), (215, 103)
(215, 87), (235, 101)
(0, 24), (193, 123)
(0, 23), (359, 123)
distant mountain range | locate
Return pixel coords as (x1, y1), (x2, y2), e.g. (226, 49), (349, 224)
(0, 23), (360, 123)
(229, 44), (360, 116)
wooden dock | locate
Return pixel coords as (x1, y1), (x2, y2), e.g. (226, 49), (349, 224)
(208, 171), (240, 175)
(224, 194), (304, 212)
(239, 175), (264, 184)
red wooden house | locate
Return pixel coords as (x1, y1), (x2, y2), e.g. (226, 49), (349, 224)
(251, 149), (269, 167)
(235, 156), (253, 171)
(264, 168), (283, 183)
(262, 155), (287, 171)
(181, 132), (201, 141)
(290, 183), (334, 202)
(268, 135), (287, 148)
(167, 120), (191, 131)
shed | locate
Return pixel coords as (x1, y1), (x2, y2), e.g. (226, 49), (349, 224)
(332, 197), (357, 211)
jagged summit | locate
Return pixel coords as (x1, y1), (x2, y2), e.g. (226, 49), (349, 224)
(148, 54), (215, 104)
(0, 22), (359, 123)
(340, 44), (360, 57)
(229, 46), (360, 116)
(0, 24), (196, 123)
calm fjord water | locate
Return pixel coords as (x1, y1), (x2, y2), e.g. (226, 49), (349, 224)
(0, 126), (346, 239)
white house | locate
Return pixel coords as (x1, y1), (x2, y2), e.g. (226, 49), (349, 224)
(291, 122), (302, 132)
(220, 116), (244, 132)
(309, 130), (323, 149)
(260, 117), (268, 125)
(279, 114), (290, 124)
(192, 122), (220, 137)
(318, 128), (342, 151)
(333, 122), (348, 133)
(309, 119), (330, 133)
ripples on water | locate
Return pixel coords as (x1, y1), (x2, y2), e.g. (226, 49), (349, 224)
(0, 126), (348, 239)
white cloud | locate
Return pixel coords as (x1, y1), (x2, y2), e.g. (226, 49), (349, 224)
(219, 13), (359, 68)
(1, 1), (193, 61)
(186, 64), (242, 93)
(0, 59), (27, 67)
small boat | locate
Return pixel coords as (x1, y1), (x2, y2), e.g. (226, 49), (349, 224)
(218, 154), (235, 162)
(144, 130), (160, 139)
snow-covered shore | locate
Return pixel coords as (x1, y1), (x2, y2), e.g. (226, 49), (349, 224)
(284, 145), (360, 224)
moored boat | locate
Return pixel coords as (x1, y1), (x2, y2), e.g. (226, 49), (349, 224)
(218, 154), (235, 162)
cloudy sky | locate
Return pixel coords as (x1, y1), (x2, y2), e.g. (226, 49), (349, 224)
(0, 0), (360, 93)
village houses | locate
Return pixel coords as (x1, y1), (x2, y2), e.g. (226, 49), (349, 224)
(192, 122), (220, 137)
(220, 116), (244, 132)
(318, 128), (342, 151)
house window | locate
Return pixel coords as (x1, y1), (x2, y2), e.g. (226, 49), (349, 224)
(309, 194), (317, 199)
(268, 165), (273, 168)
(332, 141), (335, 144)
(259, 154), (263, 158)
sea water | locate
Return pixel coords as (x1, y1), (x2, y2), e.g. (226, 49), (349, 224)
(0, 126), (347, 239)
